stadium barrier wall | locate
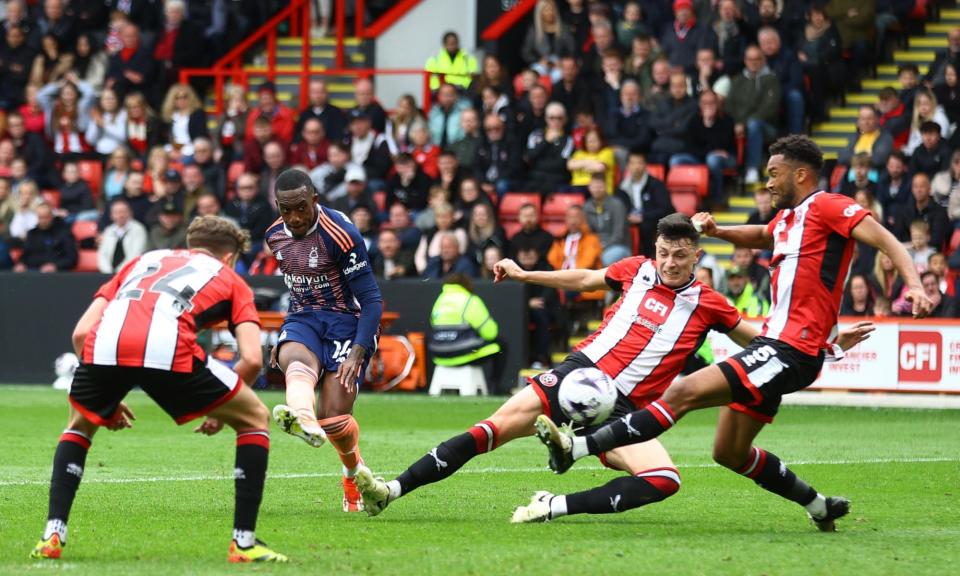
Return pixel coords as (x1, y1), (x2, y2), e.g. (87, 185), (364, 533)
(0, 274), (527, 390)
(710, 318), (960, 394)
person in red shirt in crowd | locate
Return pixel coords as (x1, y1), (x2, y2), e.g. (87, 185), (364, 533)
(287, 118), (328, 171)
(245, 81), (295, 148)
(877, 87), (910, 149)
(153, 0), (206, 94)
(105, 22), (153, 101)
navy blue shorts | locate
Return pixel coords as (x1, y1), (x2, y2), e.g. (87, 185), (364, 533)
(277, 311), (371, 388)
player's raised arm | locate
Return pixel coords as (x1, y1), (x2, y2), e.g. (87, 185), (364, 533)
(692, 212), (773, 250)
(850, 216), (934, 317)
(493, 258), (609, 292)
(232, 322), (264, 386)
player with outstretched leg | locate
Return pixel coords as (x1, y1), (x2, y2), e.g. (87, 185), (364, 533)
(535, 135), (934, 530)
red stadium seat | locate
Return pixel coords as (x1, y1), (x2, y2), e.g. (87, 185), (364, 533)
(950, 228), (960, 256)
(41, 190), (60, 208)
(503, 221), (523, 239)
(227, 161), (245, 192)
(630, 225), (641, 255)
(72, 220), (98, 241)
(542, 193), (584, 219)
(670, 191), (699, 216)
(373, 190), (387, 213)
(830, 165), (847, 193)
(542, 220), (567, 238)
(77, 160), (102, 200)
(498, 192), (541, 235)
(666, 165), (709, 215)
(74, 249), (99, 272)
(647, 163), (665, 182)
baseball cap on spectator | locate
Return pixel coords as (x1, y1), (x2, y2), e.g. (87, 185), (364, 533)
(346, 166), (366, 183)
(673, 0), (693, 12)
(257, 81), (277, 95)
(349, 109), (371, 122)
(727, 265), (748, 277)
(163, 168), (182, 182)
(161, 199), (182, 214)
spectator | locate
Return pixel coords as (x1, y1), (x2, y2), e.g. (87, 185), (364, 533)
(435, 151), (465, 198)
(825, 0), (873, 89)
(524, 102), (574, 195)
(479, 244), (504, 281)
(351, 77), (387, 133)
(469, 54), (512, 111)
(712, 0), (747, 76)
(104, 23), (153, 101)
(605, 79), (653, 165)
(660, 0), (717, 73)
(153, 0), (206, 95)
(876, 151), (912, 225)
(871, 251), (904, 303)
(595, 49), (628, 121)
(724, 265), (768, 317)
(893, 173), (950, 250)
(216, 84), (248, 166)
(36, 75), (97, 138)
(919, 270), (956, 318)
(839, 273), (876, 316)
(192, 137), (224, 200)
(932, 149), (960, 209)
(422, 231), (478, 279)
(224, 172), (273, 270)
(839, 152), (876, 198)
(551, 57), (591, 125)
(147, 169), (181, 221)
(616, 151), (670, 257)
(429, 83), (470, 150)
(936, 64), (960, 144)
(837, 105), (893, 169)
(350, 205), (378, 252)
(904, 89), (951, 156)
(385, 93), (425, 155)
(416, 203), (468, 273)
(387, 203), (422, 251)
(306, 141), (354, 203)
(147, 199), (187, 251)
(908, 121), (951, 179)
(143, 146), (170, 196)
(616, 1), (650, 51)
(372, 228), (417, 280)
(672, 90), (737, 208)
(624, 34), (657, 91)
(0, 177), (16, 227)
(425, 31), (477, 91)
(20, 85), (46, 136)
(85, 87), (126, 155)
(877, 87), (910, 150)
(101, 170), (150, 226)
(1, 1), (40, 52)
(241, 115), (274, 175)
(452, 177), (490, 225)
(547, 204), (602, 275)
(9, 178), (40, 240)
(582, 18), (617, 82)
(925, 28), (960, 87)
(522, 0), (575, 83)
(731, 246), (770, 299)
(649, 71), (698, 164)
(509, 202), (554, 259)
(584, 172), (629, 266)
(386, 152), (432, 213)
(346, 109), (392, 190)
(259, 141), (289, 206)
(160, 83), (208, 158)
(644, 56), (672, 111)
(449, 108), (482, 172)
(898, 63), (921, 110)
(194, 192), (229, 221)
(0, 26), (35, 109)
(797, 4), (844, 123)
(12, 202), (76, 272)
(7, 112), (57, 188)
(102, 145), (132, 200)
(516, 244), (559, 369)
(476, 113), (521, 198)
(182, 163), (213, 216)
(466, 201), (507, 267)
(57, 161), (94, 218)
(692, 48), (731, 99)
(37, 0), (75, 53)
(295, 78), (345, 143)
(409, 121), (440, 180)
(30, 33), (72, 87)
(757, 26), (804, 135)
(287, 117), (328, 171)
(122, 91), (159, 161)
(904, 219), (936, 273)
(97, 198), (147, 273)
(746, 187), (775, 227)
(517, 83), (549, 145)
(727, 45), (781, 185)
(72, 32), (107, 90)
(244, 81), (295, 148)
(331, 166), (375, 216)
(567, 126), (615, 192)
(929, 252), (952, 296)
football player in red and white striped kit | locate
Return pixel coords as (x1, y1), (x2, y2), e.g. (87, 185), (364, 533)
(31, 216), (287, 563)
(353, 213), (871, 523)
(538, 135), (933, 531)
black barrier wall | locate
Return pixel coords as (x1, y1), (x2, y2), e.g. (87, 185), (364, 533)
(0, 274), (528, 391)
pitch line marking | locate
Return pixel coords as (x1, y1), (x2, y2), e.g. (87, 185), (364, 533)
(0, 456), (956, 487)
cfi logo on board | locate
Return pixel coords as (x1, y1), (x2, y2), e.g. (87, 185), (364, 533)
(898, 331), (941, 382)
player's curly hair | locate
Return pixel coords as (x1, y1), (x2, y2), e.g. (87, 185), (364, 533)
(657, 213), (699, 244)
(768, 135), (824, 173)
(186, 215), (251, 257)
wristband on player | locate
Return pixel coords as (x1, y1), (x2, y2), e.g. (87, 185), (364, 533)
(821, 342), (845, 363)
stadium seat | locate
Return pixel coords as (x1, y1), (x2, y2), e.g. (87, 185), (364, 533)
(542, 193), (584, 219)
(41, 190), (60, 208)
(72, 220), (98, 242)
(666, 165), (709, 198)
(647, 163), (665, 182)
(499, 192), (541, 236)
(950, 228), (960, 256)
(542, 221), (567, 238)
(227, 161), (245, 192)
(77, 160), (102, 200)
(830, 165), (847, 193)
(503, 221), (523, 239)
(74, 249), (99, 272)
(630, 224), (641, 255)
(669, 191), (699, 216)
(373, 190), (387, 214)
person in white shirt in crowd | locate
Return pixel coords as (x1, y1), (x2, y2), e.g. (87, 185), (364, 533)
(97, 198), (147, 273)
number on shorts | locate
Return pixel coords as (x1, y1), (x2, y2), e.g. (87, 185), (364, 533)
(332, 339), (352, 363)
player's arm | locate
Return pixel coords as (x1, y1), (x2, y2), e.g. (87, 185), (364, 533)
(726, 318), (757, 348)
(231, 321), (263, 386)
(693, 212), (774, 249)
(71, 297), (109, 356)
(493, 258), (609, 292)
(850, 216), (933, 317)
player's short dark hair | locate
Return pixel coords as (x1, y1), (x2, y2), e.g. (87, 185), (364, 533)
(187, 215), (251, 257)
(920, 120), (942, 134)
(768, 134), (824, 174)
(443, 273), (473, 292)
(275, 168), (315, 197)
(656, 213), (700, 245)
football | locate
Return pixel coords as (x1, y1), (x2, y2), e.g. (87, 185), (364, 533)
(558, 367), (618, 426)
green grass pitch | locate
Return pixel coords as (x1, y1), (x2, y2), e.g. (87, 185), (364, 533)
(1, 386), (958, 575)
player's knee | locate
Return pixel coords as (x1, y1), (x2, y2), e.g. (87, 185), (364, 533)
(712, 444), (748, 470)
(662, 378), (697, 413)
(67, 411), (99, 437)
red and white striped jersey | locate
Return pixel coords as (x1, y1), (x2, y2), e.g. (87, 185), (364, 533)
(762, 191), (868, 356)
(575, 257), (741, 408)
(82, 249), (260, 373)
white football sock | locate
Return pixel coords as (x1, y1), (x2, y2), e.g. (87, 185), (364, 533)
(805, 493), (827, 519)
(386, 480), (402, 502)
(232, 529), (256, 548)
(343, 464), (361, 478)
(548, 495), (568, 519)
(571, 436), (589, 460)
(43, 519), (67, 542)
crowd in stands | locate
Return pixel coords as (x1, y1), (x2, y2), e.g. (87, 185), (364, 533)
(1, 0), (959, 365)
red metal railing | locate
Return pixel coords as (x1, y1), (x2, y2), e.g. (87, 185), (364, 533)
(179, 67), (434, 116)
(361, 0), (423, 39)
(481, 0), (537, 41)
